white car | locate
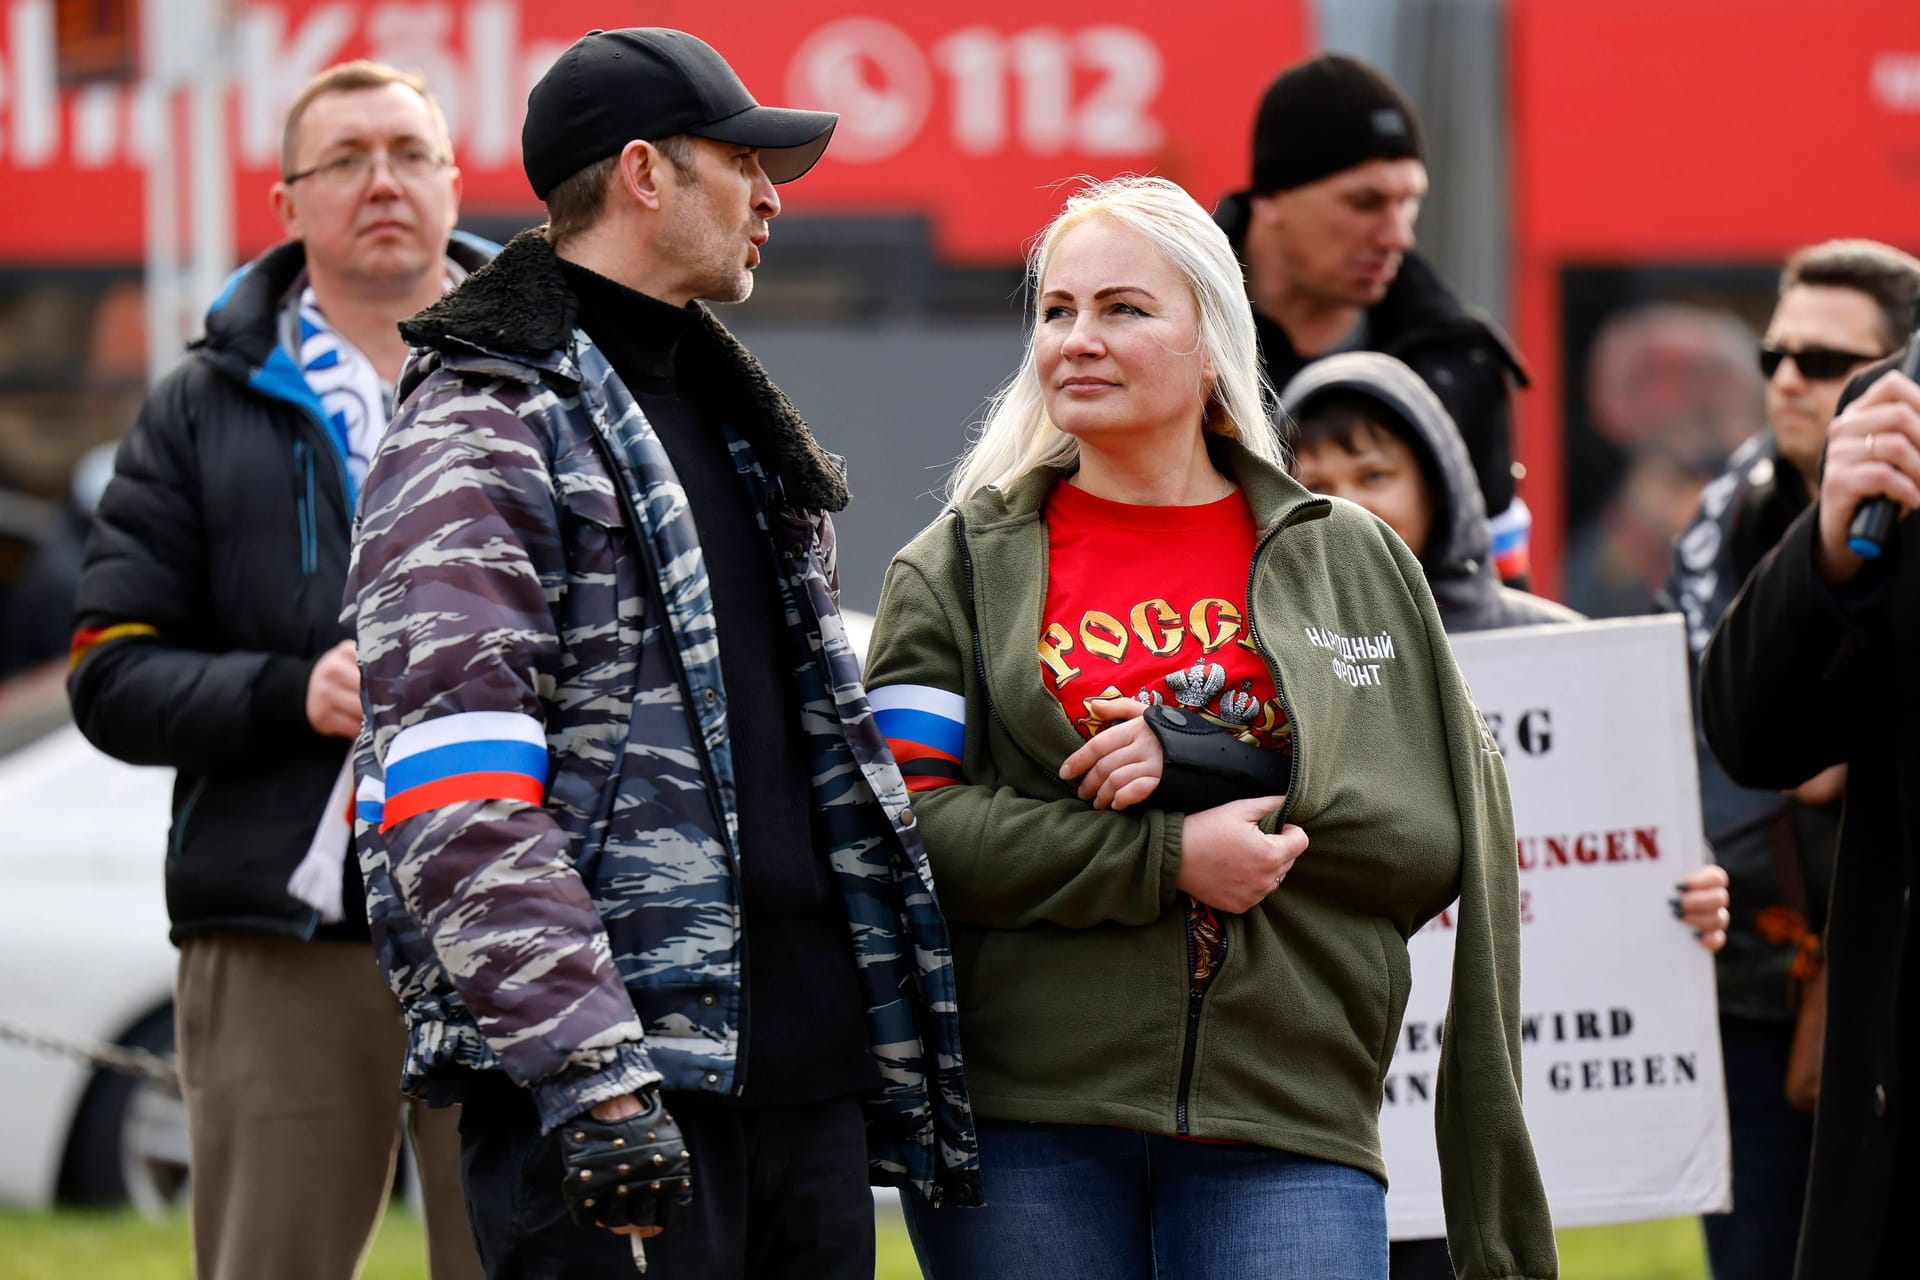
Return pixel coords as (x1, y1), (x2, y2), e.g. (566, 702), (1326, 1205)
(0, 610), (878, 1213)
(0, 663), (185, 1212)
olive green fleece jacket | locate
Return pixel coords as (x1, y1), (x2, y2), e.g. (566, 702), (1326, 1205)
(865, 440), (1555, 1280)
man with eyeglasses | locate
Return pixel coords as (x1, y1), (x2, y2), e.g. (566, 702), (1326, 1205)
(68, 60), (490, 1280)
(1662, 238), (1920, 1280)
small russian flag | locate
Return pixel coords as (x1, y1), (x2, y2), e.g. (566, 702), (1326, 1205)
(380, 711), (549, 831)
(355, 773), (385, 829)
(869, 685), (965, 792)
(1489, 496), (1532, 583)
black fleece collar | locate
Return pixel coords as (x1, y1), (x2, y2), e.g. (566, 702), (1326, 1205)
(402, 230), (850, 512)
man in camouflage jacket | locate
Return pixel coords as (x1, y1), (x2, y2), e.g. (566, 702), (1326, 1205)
(344, 29), (977, 1280)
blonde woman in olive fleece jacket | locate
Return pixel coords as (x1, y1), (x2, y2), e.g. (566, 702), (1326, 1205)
(864, 178), (1554, 1280)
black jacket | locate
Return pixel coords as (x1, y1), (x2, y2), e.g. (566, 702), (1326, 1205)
(1277, 351), (1577, 634)
(1215, 192), (1528, 521)
(1700, 339), (1920, 1278)
(1664, 432), (1837, 1021)
(68, 232), (496, 945)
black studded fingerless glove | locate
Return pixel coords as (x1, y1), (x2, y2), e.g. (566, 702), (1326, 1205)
(558, 1088), (694, 1232)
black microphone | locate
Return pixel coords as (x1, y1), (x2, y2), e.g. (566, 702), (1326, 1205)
(1846, 326), (1920, 560)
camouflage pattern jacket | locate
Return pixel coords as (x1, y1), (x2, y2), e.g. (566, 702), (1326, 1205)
(344, 230), (979, 1206)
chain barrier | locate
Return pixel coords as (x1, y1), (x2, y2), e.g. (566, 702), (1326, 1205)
(0, 1018), (180, 1087)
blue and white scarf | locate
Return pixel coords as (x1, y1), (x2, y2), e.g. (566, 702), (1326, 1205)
(295, 285), (390, 494)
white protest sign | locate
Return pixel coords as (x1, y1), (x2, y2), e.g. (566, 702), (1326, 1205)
(1381, 615), (1731, 1237)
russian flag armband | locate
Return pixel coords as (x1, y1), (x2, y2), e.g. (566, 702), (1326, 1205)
(379, 711), (550, 831)
(869, 685), (966, 793)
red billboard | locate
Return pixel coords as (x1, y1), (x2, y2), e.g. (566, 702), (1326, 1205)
(1511, 0), (1920, 599)
(0, 0), (1303, 264)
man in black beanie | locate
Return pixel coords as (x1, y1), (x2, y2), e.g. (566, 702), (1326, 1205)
(1216, 52), (1535, 585)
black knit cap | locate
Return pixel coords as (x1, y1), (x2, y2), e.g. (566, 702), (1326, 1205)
(522, 28), (838, 200)
(1250, 53), (1425, 193)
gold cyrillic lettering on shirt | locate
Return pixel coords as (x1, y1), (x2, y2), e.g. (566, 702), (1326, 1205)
(1038, 622), (1081, 687)
(1188, 598), (1243, 653)
(1129, 598), (1184, 656)
(1080, 610), (1129, 663)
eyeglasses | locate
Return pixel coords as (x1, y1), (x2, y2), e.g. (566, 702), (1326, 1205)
(1757, 343), (1883, 382)
(283, 145), (445, 188)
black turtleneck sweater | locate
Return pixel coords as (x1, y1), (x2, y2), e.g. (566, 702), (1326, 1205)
(559, 260), (876, 1106)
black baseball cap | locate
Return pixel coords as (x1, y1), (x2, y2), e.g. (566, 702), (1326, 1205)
(522, 28), (838, 200)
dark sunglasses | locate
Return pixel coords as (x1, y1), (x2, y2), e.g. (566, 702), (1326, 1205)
(1758, 343), (1883, 381)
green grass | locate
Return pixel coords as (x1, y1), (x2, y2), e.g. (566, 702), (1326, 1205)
(0, 1207), (924, 1280)
(0, 1207), (1706, 1278)
(1559, 1217), (1708, 1279)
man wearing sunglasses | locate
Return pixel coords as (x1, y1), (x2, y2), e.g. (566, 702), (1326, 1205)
(1703, 290), (1920, 1280)
(1662, 238), (1920, 1280)
(68, 61), (490, 1280)
(1759, 257), (1918, 494)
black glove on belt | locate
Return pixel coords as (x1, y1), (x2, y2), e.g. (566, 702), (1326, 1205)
(559, 1087), (693, 1232)
(1141, 703), (1292, 813)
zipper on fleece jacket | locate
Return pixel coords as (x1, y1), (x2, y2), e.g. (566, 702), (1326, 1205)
(1174, 918), (1227, 1134)
(1174, 496), (1328, 1133)
(952, 513), (1010, 738)
(1240, 499), (1330, 830)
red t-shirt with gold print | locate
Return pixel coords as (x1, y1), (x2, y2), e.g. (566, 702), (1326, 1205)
(1041, 480), (1292, 1001)
(1040, 480), (1290, 750)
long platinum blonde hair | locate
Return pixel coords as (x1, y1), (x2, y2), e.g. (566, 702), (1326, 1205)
(947, 176), (1284, 506)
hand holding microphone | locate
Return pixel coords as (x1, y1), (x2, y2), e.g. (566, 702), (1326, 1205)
(1817, 360), (1920, 586)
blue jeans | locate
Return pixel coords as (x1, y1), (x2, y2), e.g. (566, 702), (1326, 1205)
(905, 1119), (1387, 1280)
